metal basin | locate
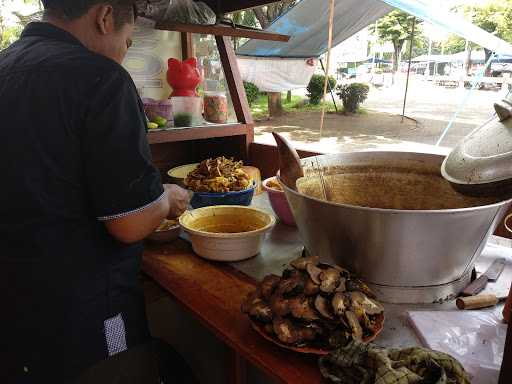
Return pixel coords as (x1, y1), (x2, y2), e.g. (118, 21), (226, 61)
(280, 151), (512, 303)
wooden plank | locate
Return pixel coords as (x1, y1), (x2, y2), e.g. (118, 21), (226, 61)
(156, 22), (290, 42)
(216, 35), (253, 125)
(226, 349), (248, 384)
(202, 0), (279, 14)
(181, 32), (194, 60)
(142, 241), (322, 384)
(499, 320), (512, 383)
(147, 124), (249, 145)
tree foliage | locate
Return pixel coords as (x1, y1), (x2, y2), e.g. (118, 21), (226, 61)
(251, 1), (297, 29)
(243, 81), (260, 106)
(0, 0), (42, 50)
(337, 83), (369, 113)
(371, 10), (421, 73)
(445, 1), (512, 74)
(307, 74), (336, 105)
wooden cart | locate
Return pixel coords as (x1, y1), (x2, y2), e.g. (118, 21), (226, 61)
(141, 1), (512, 382)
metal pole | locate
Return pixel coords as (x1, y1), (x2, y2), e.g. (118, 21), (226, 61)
(401, 18), (416, 122)
(427, 37), (432, 78)
(320, 58), (339, 113)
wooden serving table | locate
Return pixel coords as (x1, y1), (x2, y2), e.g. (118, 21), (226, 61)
(142, 193), (512, 384)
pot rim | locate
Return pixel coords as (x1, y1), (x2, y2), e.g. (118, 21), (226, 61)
(280, 176), (512, 214)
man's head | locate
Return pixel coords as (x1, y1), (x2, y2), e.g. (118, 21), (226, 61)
(42, 0), (137, 64)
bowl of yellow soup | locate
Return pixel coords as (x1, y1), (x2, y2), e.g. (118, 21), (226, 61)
(179, 205), (275, 261)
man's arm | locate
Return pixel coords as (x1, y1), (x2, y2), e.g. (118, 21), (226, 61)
(104, 184), (190, 244)
(83, 68), (189, 242)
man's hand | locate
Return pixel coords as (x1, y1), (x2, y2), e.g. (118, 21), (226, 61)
(164, 184), (191, 219)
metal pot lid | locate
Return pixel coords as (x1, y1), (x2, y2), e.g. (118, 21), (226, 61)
(441, 96), (512, 186)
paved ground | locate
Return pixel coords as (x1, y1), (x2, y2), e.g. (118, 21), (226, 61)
(255, 73), (507, 153)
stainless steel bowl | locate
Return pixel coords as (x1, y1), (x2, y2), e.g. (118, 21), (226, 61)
(280, 151), (512, 303)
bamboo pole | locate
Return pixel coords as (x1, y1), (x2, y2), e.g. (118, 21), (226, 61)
(401, 17), (416, 123)
(319, 0), (335, 136)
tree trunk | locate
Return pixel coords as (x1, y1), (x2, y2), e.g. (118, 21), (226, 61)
(268, 92), (283, 117)
(465, 46), (472, 75)
(252, 8), (270, 29)
(391, 41), (403, 85)
(392, 41), (402, 73)
(286, 90), (292, 103)
(484, 48), (493, 77)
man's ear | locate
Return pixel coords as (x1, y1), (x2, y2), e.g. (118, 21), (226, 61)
(95, 4), (115, 35)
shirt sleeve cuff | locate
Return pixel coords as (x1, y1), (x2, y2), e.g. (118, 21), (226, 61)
(96, 191), (166, 221)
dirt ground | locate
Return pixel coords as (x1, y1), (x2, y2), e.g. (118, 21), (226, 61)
(255, 74), (507, 153)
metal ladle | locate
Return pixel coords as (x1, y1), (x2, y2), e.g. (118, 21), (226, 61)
(441, 96), (512, 198)
(272, 132), (330, 200)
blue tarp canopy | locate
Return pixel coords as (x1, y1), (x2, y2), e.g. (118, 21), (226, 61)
(366, 57), (391, 64)
(237, 0), (512, 58)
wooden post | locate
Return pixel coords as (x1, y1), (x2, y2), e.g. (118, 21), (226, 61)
(215, 35), (253, 125)
(499, 309), (512, 383)
(181, 32), (194, 60)
(268, 92), (283, 117)
(215, 35), (254, 160)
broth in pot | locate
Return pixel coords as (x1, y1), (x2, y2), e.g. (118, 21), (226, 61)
(297, 165), (499, 210)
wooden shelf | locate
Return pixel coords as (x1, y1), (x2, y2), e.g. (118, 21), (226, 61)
(147, 123), (249, 145)
(155, 22), (290, 42)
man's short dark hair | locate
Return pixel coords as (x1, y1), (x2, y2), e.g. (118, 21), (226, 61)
(42, 0), (137, 29)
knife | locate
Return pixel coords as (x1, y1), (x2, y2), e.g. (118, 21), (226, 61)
(456, 294), (508, 310)
(461, 258), (506, 296)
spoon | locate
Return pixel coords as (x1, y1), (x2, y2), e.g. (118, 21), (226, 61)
(272, 132), (304, 190)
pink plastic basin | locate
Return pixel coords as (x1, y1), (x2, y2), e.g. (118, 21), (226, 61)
(263, 177), (296, 226)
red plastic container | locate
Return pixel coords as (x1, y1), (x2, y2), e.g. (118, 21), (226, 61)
(167, 57), (202, 97)
(263, 177), (296, 226)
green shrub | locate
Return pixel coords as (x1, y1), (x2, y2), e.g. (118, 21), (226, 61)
(306, 74), (336, 105)
(243, 81), (260, 106)
(336, 83), (369, 113)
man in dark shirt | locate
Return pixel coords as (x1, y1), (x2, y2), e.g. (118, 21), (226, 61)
(0, 1), (190, 382)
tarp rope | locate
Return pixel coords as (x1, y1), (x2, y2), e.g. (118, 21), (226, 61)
(319, 0), (335, 136)
(435, 52), (496, 146)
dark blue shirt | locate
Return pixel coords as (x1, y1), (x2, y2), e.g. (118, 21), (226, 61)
(0, 22), (163, 383)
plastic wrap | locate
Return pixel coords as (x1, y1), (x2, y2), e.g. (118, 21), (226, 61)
(408, 308), (507, 384)
(136, 0), (216, 25)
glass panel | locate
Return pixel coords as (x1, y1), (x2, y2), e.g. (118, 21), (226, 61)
(193, 34), (238, 124)
(124, 20), (240, 127)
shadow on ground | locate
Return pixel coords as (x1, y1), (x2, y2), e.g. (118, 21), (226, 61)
(255, 110), (478, 151)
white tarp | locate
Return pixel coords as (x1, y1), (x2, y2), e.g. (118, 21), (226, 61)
(237, 0), (392, 58)
(237, 56), (317, 92)
(236, 0), (512, 91)
(237, 0), (512, 58)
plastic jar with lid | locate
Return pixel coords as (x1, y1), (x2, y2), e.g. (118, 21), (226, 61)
(204, 91), (228, 124)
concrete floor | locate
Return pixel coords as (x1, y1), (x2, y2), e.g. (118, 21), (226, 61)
(255, 74), (508, 153)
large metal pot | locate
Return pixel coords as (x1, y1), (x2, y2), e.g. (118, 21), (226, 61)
(280, 151), (512, 303)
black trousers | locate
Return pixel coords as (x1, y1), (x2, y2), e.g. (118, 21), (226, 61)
(74, 339), (198, 384)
